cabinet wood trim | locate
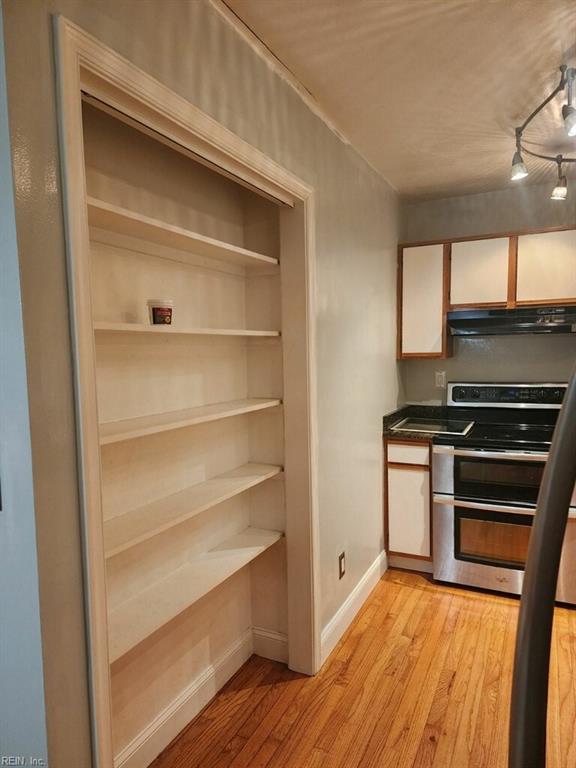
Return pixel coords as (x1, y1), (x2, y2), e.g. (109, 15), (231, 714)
(396, 246), (403, 360)
(442, 243), (452, 359)
(516, 297), (576, 307)
(387, 462), (431, 471)
(449, 302), (507, 309)
(399, 224), (576, 248)
(507, 236), (518, 308)
(387, 551), (433, 562)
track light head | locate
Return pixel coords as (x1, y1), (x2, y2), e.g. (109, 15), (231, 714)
(562, 104), (576, 137)
(551, 157), (568, 200)
(551, 176), (568, 200)
(510, 150), (528, 181)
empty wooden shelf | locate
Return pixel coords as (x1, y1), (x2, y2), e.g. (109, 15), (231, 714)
(99, 398), (282, 445)
(87, 197), (279, 268)
(94, 321), (280, 337)
(108, 527), (283, 662)
(104, 463), (283, 558)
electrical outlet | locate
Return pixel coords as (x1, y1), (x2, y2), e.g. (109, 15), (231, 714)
(338, 551), (346, 580)
(435, 370), (447, 389)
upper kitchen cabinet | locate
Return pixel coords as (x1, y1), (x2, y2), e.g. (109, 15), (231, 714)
(450, 238), (510, 307)
(516, 230), (576, 304)
(398, 244), (449, 358)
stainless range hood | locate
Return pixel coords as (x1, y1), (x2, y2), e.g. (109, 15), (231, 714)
(448, 306), (576, 336)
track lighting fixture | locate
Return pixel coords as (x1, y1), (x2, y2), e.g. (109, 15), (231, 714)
(563, 105), (576, 138)
(510, 64), (575, 200)
(551, 176), (568, 200)
(551, 160), (568, 200)
(510, 150), (528, 181)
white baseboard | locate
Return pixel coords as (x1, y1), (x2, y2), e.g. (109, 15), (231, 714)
(320, 550), (387, 664)
(114, 628), (254, 768)
(252, 627), (288, 663)
(388, 555), (433, 574)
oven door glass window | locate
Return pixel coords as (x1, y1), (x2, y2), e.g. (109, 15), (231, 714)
(455, 508), (533, 570)
(454, 457), (544, 505)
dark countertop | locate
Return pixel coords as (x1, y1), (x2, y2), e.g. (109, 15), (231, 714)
(383, 404), (450, 442)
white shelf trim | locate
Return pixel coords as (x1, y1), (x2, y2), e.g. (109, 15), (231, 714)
(99, 398), (282, 445)
(87, 197), (279, 268)
(104, 463), (283, 558)
(108, 527), (283, 663)
(94, 321), (280, 338)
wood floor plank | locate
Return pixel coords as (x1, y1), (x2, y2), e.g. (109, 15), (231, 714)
(151, 571), (576, 768)
(430, 602), (485, 768)
(360, 594), (455, 768)
(318, 579), (432, 767)
(469, 602), (509, 768)
(552, 610), (576, 767)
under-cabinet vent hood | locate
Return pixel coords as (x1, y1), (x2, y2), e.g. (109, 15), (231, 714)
(447, 306), (576, 336)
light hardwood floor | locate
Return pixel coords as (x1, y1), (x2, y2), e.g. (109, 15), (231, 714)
(151, 570), (576, 768)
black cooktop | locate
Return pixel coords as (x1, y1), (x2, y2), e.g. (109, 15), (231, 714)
(431, 383), (566, 451)
(433, 410), (558, 451)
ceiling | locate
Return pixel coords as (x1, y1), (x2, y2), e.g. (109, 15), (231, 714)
(224, 0), (576, 200)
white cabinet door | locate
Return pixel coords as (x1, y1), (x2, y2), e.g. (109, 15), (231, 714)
(450, 238), (509, 305)
(387, 466), (430, 557)
(401, 244), (444, 355)
(517, 230), (576, 302)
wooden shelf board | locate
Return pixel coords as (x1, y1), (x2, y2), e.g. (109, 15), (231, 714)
(99, 398), (281, 445)
(94, 321), (280, 338)
(87, 197), (279, 268)
(108, 526), (283, 662)
(104, 462), (283, 558)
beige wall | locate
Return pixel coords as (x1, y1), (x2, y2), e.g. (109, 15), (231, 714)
(401, 183), (576, 403)
(402, 181), (576, 242)
(2, 0), (399, 762)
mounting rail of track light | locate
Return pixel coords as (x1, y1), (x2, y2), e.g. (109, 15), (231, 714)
(510, 64), (575, 200)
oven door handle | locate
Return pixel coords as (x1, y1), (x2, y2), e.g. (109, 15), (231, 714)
(433, 495), (576, 519)
(433, 495), (535, 516)
(432, 446), (548, 462)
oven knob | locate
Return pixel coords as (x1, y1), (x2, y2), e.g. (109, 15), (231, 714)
(471, 388), (481, 399)
(453, 387), (466, 400)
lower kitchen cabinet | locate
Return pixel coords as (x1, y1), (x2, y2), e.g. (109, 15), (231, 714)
(385, 440), (432, 560)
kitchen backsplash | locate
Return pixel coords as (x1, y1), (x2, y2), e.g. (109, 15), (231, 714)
(401, 335), (576, 404)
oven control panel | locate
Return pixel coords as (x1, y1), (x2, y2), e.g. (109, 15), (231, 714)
(448, 383), (567, 408)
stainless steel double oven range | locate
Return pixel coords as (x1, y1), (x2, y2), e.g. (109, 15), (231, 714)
(432, 382), (576, 605)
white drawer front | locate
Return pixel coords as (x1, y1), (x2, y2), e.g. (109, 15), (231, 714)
(388, 442), (430, 466)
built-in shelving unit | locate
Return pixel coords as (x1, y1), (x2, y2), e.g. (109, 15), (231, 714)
(108, 527), (283, 663)
(104, 463), (283, 558)
(87, 197), (279, 268)
(80, 99), (290, 761)
(99, 398), (282, 445)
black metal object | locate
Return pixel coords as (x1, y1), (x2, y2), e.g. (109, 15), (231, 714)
(447, 306), (576, 337)
(515, 64), (576, 166)
(509, 366), (576, 768)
